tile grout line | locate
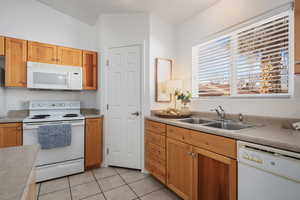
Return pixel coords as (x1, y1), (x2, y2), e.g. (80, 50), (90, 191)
(116, 167), (169, 199)
(37, 183), (41, 199)
(67, 176), (73, 200)
(91, 169), (108, 200)
(116, 169), (141, 200)
(116, 168), (168, 199)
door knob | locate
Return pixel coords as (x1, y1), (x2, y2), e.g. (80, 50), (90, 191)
(131, 112), (140, 116)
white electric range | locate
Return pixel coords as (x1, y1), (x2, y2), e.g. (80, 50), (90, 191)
(23, 101), (85, 182)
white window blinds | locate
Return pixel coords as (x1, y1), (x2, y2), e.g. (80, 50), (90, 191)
(192, 36), (231, 96)
(235, 14), (290, 95)
(192, 11), (291, 97)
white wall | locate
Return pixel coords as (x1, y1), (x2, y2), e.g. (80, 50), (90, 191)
(0, 0), (98, 115)
(175, 0), (300, 118)
(95, 13), (150, 113)
(149, 14), (176, 110)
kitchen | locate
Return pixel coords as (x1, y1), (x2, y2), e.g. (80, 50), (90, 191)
(0, 0), (300, 200)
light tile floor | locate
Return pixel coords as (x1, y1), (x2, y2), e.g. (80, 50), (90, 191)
(37, 167), (182, 200)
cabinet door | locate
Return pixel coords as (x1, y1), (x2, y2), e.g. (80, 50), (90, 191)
(85, 118), (103, 169)
(167, 138), (193, 200)
(28, 41), (57, 64)
(83, 51), (97, 90)
(296, 0), (300, 74)
(0, 36), (4, 56)
(57, 46), (82, 66)
(5, 37), (27, 87)
(0, 123), (22, 148)
(193, 147), (237, 200)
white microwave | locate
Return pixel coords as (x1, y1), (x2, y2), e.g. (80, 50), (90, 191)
(27, 62), (82, 90)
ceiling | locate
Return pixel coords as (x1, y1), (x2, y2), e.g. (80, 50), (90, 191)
(37, 0), (219, 25)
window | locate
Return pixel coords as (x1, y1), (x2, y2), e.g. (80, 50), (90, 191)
(192, 11), (292, 97)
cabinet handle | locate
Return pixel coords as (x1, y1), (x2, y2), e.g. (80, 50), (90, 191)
(182, 136), (185, 140)
(187, 152), (192, 156)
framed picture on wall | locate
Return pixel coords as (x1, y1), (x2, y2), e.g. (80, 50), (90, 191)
(155, 58), (172, 103)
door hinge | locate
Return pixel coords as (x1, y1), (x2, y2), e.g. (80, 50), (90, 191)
(106, 59), (110, 66)
(106, 148), (110, 155)
(106, 104), (109, 110)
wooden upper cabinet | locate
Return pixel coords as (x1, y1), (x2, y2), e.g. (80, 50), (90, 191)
(57, 46), (82, 66)
(295, 0), (300, 74)
(192, 147), (237, 200)
(85, 118), (103, 169)
(83, 51), (98, 90)
(167, 138), (193, 200)
(28, 41), (57, 64)
(0, 123), (22, 148)
(0, 36), (4, 56)
(5, 37), (27, 87)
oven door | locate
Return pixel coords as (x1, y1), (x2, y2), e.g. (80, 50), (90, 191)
(23, 120), (84, 166)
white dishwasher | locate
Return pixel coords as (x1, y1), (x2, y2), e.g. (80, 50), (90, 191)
(238, 141), (300, 200)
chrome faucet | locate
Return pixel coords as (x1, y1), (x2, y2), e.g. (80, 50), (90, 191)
(211, 106), (226, 121)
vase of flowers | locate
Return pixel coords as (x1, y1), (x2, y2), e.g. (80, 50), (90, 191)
(174, 90), (192, 111)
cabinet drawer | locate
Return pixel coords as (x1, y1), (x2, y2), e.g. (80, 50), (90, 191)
(145, 142), (166, 161)
(145, 120), (166, 135)
(145, 131), (165, 148)
(145, 158), (166, 184)
(152, 160), (166, 184)
(187, 130), (236, 159)
(167, 125), (190, 143)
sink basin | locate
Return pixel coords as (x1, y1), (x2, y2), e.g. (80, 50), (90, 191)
(178, 118), (213, 124)
(204, 121), (253, 130)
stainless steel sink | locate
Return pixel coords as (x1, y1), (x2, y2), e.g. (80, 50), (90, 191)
(203, 121), (253, 130)
(178, 117), (254, 130)
(178, 118), (213, 124)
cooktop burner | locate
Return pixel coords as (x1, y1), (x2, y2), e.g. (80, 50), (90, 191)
(63, 114), (79, 118)
(31, 114), (51, 119)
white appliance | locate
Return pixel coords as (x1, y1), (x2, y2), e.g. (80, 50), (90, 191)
(23, 101), (85, 182)
(27, 62), (82, 90)
(238, 141), (300, 200)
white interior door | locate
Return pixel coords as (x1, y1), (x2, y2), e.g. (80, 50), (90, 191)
(107, 45), (141, 169)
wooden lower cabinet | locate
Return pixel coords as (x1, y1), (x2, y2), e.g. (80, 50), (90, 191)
(166, 138), (193, 200)
(144, 120), (167, 184)
(24, 169), (37, 200)
(0, 123), (22, 148)
(85, 118), (103, 169)
(192, 147), (237, 200)
(145, 120), (237, 200)
(0, 36), (4, 56)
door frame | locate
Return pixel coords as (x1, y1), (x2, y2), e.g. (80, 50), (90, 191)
(101, 41), (147, 171)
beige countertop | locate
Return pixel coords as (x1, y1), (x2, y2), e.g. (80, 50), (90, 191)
(0, 117), (24, 123)
(0, 145), (39, 200)
(145, 115), (300, 154)
(84, 114), (104, 119)
(0, 109), (103, 123)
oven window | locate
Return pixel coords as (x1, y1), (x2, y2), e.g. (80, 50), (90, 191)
(33, 72), (68, 85)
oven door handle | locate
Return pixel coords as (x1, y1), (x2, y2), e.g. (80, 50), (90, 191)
(23, 121), (84, 130)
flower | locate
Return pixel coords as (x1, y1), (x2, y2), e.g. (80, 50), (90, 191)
(175, 90), (192, 105)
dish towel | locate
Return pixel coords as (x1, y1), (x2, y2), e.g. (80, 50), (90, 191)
(38, 124), (72, 150)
